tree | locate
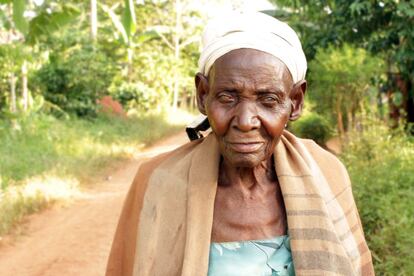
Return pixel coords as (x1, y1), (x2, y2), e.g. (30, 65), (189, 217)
(309, 44), (383, 136)
(90, 0), (98, 40)
(271, 0), (414, 127)
(138, 0), (201, 110)
(0, 0), (80, 114)
(102, 0), (201, 109)
(101, 0), (153, 80)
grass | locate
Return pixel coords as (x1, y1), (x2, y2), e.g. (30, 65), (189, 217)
(340, 123), (414, 274)
(0, 111), (191, 236)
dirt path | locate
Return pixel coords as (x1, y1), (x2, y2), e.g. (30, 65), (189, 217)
(0, 132), (188, 276)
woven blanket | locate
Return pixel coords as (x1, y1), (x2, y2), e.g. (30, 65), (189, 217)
(106, 131), (374, 275)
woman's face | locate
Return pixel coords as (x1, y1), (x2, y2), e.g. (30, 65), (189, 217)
(197, 49), (300, 168)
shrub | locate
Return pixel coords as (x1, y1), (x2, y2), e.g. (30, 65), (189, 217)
(290, 112), (332, 145)
(109, 80), (158, 112)
(341, 122), (414, 274)
(34, 45), (117, 117)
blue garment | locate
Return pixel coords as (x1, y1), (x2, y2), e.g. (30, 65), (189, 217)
(208, 235), (295, 276)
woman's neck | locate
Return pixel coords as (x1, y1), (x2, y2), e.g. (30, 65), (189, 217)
(218, 156), (277, 192)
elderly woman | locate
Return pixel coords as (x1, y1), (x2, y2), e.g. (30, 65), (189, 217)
(106, 12), (374, 276)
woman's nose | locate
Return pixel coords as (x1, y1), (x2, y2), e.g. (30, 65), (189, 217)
(232, 101), (260, 132)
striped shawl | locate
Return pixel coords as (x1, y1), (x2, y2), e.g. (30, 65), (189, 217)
(106, 131), (374, 275)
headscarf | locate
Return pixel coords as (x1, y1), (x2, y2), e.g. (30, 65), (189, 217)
(198, 11), (307, 83)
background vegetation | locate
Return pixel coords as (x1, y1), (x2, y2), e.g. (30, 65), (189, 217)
(341, 122), (414, 273)
(0, 0), (413, 274)
(0, 112), (185, 235)
(0, 0), (201, 237)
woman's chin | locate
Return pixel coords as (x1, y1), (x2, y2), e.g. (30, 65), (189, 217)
(224, 153), (265, 168)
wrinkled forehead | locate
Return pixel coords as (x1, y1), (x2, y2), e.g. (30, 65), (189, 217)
(209, 49), (293, 86)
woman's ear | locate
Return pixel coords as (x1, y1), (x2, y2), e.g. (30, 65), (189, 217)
(195, 72), (209, 115)
(289, 80), (307, 121)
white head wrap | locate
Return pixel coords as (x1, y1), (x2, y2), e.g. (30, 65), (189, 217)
(198, 11), (307, 83)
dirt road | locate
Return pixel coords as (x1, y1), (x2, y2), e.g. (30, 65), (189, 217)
(0, 132), (188, 276)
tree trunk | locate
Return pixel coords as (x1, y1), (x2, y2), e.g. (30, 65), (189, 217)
(172, 0), (181, 111)
(347, 109), (353, 132)
(387, 73), (413, 128)
(10, 72), (16, 113)
(406, 80), (414, 131)
(90, 0), (98, 40)
(127, 46), (133, 81)
(336, 98), (345, 137)
(21, 60), (28, 112)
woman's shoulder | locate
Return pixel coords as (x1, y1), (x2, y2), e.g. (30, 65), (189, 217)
(300, 138), (346, 168)
(139, 137), (203, 171)
(298, 138), (351, 187)
(134, 139), (203, 185)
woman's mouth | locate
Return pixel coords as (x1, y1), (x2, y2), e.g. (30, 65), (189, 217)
(227, 142), (264, 153)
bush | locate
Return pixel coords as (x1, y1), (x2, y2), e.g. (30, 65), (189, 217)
(341, 122), (414, 274)
(109, 80), (158, 112)
(290, 112), (332, 145)
(34, 45), (117, 117)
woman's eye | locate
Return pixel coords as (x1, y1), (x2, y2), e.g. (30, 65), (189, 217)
(261, 96), (278, 106)
(218, 94), (235, 103)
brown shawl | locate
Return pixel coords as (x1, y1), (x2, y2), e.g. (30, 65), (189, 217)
(106, 131), (374, 275)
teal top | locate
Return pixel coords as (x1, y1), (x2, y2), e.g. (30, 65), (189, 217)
(208, 235), (295, 276)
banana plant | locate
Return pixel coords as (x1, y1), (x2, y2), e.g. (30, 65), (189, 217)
(101, 0), (157, 79)
(0, 0), (28, 34)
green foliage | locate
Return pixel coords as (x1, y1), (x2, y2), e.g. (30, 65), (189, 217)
(0, 0), (202, 116)
(12, 0), (28, 34)
(308, 44), (384, 133)
(0, 43), (34, 112)
(109, 80), (157, 112)
(0, 45), (18, 110)
(0, 7), (12, 29)
(121, 0), (137, 42)
(0, 113), (184, 184)
(132, 1), (202, 107)
(4, 1), (81, 43)
(26, 4), (80, 45)
(341, 122), (414, 274)
(101, 0), (138, 44)
(100, 2), (130, 44)
(272, 0), (414, 125)
(290, 112), (332, 146)
(34, 45), (117, 116)
(271, 0), (414, 73)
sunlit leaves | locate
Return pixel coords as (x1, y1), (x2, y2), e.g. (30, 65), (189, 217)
(12, 0), (28, 34)
(101, 0), (138, 44)
(397, 1), (414, 17)
(100, 3), (129, 43)
(309, 44), (384, 132)
(0, 9), (12, 29)
(135, 30), (157, 45)
(0, 0), (13, 4)
(121, 0), (136, 42)
(26, 5), (80, 44)
(1, 1), (80, 43)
